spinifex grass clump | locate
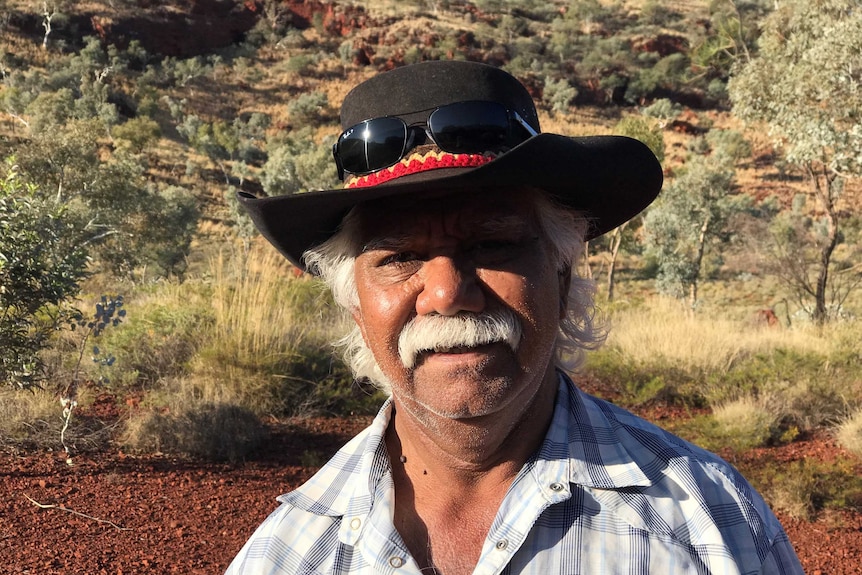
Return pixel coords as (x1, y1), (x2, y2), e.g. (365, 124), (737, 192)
(710, 394), (783, 451)
(836, 410), (862, 458)
(585, 298), (862, 439)
(122, 403), (266, 462)
(121, 247), (384, 460)
(194, 247), (361, 416)
(756, 459), (862, 521)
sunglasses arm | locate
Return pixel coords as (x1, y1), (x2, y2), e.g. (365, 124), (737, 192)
(513, 111), (539, 138)
(332, 142), (346, 181)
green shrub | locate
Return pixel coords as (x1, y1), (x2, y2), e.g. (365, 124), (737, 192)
(706, 129), (752, 162)
(626, 53), (690, 104)
(584, 350), (696, 406)
(287, 91), (329, 127)
(543, 77), (578, 115)
(111, 116), (161, 154)
(98, 295), (211, 389)
(285, 54), (316, 76)
(263, 128), (340, 194)
(23, 88), (76, 132)
(614, 116), (665, 162)
(639, 0), (682, 26)
(0, 163), (88, 390)
(641, 98), (682, 123)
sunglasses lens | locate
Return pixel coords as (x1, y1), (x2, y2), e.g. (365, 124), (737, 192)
(429, 102), (511, 153)
(336, 117), (407, 174)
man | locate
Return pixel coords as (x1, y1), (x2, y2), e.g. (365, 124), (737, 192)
(227, 61), (802, 574)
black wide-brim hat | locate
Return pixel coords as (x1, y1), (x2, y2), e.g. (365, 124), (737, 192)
(239, 60), (663, 270)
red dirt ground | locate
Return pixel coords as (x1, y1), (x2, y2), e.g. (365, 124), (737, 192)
(2, 408), (861, 574)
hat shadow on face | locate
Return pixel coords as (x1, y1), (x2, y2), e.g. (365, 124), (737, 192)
(239, 60), (663, 271)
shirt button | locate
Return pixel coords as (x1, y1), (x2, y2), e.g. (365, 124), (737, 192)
(495, 539), (509, 550)
(350, 517), (362, 530)
(389, 556), (404, 568)
(550, 482), (565, 492)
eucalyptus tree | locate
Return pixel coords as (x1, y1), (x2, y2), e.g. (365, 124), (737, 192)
(644, 139), (750, 310)
(728, 0), (862, 323)
(601, 115), (665, 301)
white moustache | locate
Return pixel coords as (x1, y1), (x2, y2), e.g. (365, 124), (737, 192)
(398, 309), (523, 369)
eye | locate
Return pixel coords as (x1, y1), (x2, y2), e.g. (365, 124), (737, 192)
(466, 235), (541, 267)
(378, 251), (422, 267)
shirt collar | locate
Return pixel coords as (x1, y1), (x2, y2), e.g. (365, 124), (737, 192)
(283, 371), (653, 520)
(280, 397), (394, 519)
(540, 372), (652, 490)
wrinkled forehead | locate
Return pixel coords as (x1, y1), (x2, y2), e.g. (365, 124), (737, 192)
(353, 188), (543, 245)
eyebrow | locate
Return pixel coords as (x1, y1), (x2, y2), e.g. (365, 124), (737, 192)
(359, 214), (534, 253)
(473, 214), (532, 236)
(361, 235), (413, 253)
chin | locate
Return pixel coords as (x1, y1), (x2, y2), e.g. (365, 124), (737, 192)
(403, 373), (523, 420)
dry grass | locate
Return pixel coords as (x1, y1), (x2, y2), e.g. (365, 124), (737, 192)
(121, 402), (266, 462)
(0, 388), (63, 444)
(125, 245), (350, 417)
(117, 247), (352, 458)
(209, 247), (306, 363)
(836, 409), (862, 458)
(603, 297), (841, 375)
(768, 463), (823, 521)
(0, 385), (109, 450)
(591, 297), (862, 418)
(711, 394), (782, 450)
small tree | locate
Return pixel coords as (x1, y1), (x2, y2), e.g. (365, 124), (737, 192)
(644, 146), (748, 309)
(287, 91), (329, 127)
(262, 128), (340, 196)
(41, 1), (68, 50)
(728, 0), (862, 323)
(542, 76), (578, 115)
(764, 194), (862, 321)
(111, 116), (161, 154)
(602, 115), (665, 300)
(14, 121), (199, 282)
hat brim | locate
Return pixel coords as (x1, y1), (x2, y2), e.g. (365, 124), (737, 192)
(238, 133), (663, 270)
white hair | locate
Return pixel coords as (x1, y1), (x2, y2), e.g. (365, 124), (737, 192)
(303, 189), (606, 393)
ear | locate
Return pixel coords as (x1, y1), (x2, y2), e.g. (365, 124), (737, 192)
(558, 267), (572, 319)
(351, 306), (369, 344)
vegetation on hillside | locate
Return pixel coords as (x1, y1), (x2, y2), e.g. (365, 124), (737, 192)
(0, 0), (861, 511)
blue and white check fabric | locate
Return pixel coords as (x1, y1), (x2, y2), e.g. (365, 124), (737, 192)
(225, 373), (803, 574)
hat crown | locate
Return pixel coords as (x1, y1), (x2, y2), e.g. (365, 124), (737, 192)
(340, 60), (540, 132)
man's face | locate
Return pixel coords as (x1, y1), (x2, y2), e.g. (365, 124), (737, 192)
(351, 189), (566, 422)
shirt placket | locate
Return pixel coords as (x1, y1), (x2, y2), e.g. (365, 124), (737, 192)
(470, 459), (572, 575)
(355, 492), (424, 575)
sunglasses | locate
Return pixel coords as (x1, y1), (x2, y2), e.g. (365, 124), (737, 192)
(332, 100), (539, 180)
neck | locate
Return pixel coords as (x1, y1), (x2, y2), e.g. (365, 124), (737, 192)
(385, 367), (560, 575)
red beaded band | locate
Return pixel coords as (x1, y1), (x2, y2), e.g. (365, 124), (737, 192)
(345, 151), (496, 189)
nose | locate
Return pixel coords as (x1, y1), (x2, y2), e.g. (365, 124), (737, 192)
(416, 255), (485, 316)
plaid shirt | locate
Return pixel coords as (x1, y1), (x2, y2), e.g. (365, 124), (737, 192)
(226, 373), (802, 574)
